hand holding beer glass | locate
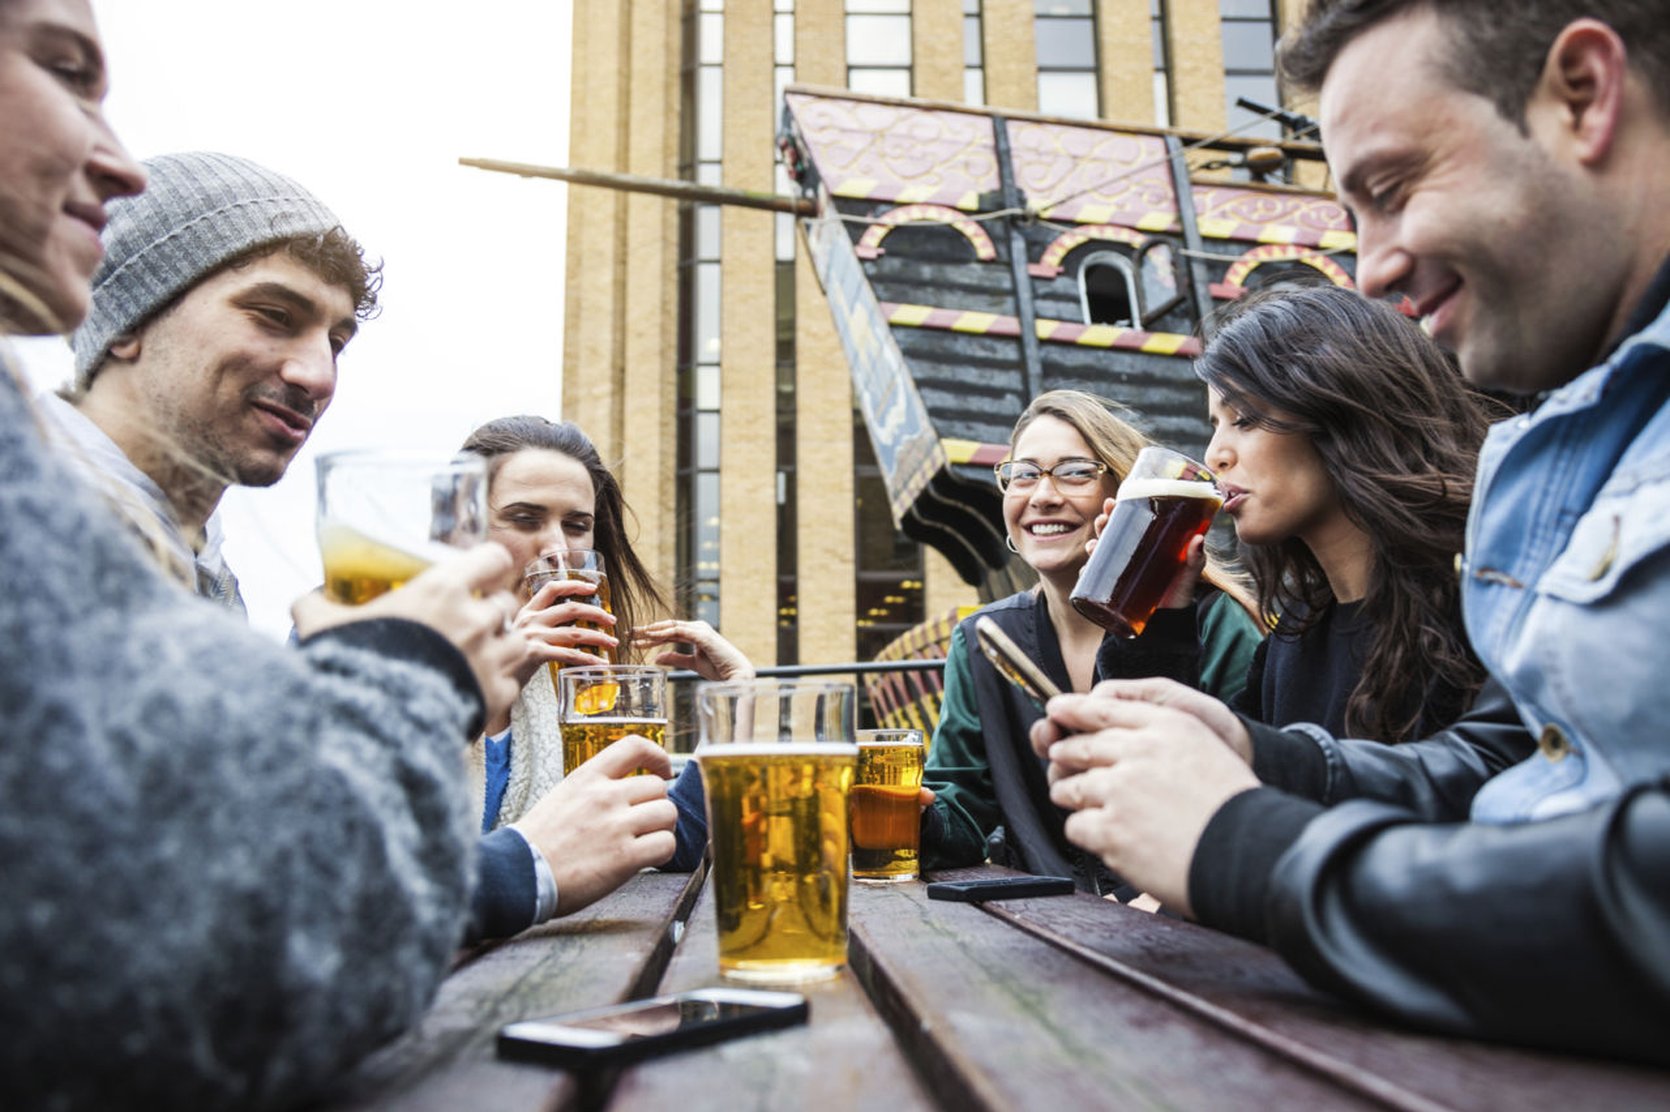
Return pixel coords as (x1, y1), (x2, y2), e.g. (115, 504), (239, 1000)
(696, 680), (857, 984)
(1069, 446), (1222, 638)
(316, 450), (489, 603)
(851, 728), (925, 883)
(521, 549), (617, 684)
(557, 664), (668, 774)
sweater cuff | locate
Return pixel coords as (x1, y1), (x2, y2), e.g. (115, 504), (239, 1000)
(302, 617), (486, 738)
(1245, 716), (1330, 799)
(1189, 786), (1325, 943)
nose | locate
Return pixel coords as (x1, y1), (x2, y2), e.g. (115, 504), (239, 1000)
(1351, 218), (1410, 300)
(278, 338), (338, 406)
(88, 124), (147, 204)
(1205, 429), (1232, 473)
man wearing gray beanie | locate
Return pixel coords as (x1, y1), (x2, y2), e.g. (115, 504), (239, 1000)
(41, 150), (380, 613)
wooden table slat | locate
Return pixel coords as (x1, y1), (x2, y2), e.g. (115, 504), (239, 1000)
(321, 867), (706, 1112)
(847, 873), (1385, 1112)
(603, 879), (938, 1111)
(982, 882), (1670, 1112)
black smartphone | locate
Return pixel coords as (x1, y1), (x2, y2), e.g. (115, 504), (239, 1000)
(926, 875), (1076, 902)
(975, 616), (1064, 709)
(497, 987), (809, 1069)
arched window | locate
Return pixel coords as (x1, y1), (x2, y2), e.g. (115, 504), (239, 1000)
(1079, 251), (1141, 326)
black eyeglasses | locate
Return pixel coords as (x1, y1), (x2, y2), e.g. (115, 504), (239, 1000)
(994, 458), (1109, 493)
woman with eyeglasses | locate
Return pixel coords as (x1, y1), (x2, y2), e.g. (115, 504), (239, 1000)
(920, 390), (1265, 893)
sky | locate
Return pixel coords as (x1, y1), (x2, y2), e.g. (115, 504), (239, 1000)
(16, 0), (575, 638)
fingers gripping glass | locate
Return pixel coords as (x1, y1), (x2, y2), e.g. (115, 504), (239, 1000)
(994, 458), (1108, 493)
(975, 617), (1063, 709)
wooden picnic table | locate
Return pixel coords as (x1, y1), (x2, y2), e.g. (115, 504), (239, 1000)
(321, 863), (1670, 1112)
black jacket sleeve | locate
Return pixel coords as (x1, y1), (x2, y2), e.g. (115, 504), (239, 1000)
(1254, 782), (1670, 1066)
(1243, 677), (1534, 819)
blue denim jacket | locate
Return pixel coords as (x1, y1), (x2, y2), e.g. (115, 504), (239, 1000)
(1464, 295), (1670, 822)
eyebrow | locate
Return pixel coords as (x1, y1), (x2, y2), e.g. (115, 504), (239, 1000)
(238, 281), (359, 341)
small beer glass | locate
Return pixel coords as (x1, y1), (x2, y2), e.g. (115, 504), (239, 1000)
(523, 549), (615, 685)
(557, 664), (668, 773)
(851, 728), (925, 883)
(1069, 446), (1222, 638)
(315, 450), (488, 604)
(695, 679), (857, 985)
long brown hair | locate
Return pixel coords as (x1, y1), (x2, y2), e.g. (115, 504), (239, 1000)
(1010, 389), (1261, 624)
(1194, 285), (1493, 741)
(460, 415), (669, 657)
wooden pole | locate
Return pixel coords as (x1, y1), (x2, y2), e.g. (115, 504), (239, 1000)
(458, 157), (817, 215)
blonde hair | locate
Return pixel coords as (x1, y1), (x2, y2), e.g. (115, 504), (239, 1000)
(1010, 389), (1262, 624)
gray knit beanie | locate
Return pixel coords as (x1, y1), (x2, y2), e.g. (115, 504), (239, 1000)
(70, 151), (343, 388)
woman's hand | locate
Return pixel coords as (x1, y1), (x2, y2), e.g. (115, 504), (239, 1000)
(1160, 535), (1206, 609)
(632, 619), (756, 680)
(514, 578), (620, 684)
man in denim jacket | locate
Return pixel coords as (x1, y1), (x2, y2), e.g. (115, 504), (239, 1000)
(1033, 0), (1670, 1064)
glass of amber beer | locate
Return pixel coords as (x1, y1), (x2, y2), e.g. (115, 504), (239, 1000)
(523, 549), (614, 686)
(315, 450), (489, 604)
(557, 664), (668, 772)
(695, 679), (858, 984)
(851, 728), (925, 883)
(1069, 446), (1222, 638)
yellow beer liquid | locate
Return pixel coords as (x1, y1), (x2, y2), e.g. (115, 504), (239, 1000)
(319, 523), (434, 604)
(527, 568), (614, 687)
(851, 742), (925, 882)
(560, 718), (667, 773)
(700, 744), (857, 983)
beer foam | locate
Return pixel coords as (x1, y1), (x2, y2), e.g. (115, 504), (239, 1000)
(1114, 477), (1222, 504)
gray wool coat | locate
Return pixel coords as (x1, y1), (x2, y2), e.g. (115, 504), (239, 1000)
(0, 357), (482, 1110)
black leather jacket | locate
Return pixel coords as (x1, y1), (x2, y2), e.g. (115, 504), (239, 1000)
(1190, 681), (1670, 1065)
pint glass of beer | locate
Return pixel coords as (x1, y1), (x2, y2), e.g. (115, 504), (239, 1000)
(695, 680), (857, 984)
(523, 549), (614, 686)
(316, 450), (489, 604)
(851, 728), (925, 883)
(1069, 446), (1222, 638)
(557, 664), (668, 773)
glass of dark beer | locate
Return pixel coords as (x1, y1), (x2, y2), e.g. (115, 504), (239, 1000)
(1069, 446), (1222, 638)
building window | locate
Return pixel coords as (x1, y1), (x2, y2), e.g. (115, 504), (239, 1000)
(1151, 0), (1171, 127)
(1036, 0), (1098, 119)
(1079, 251), (1140, 326)
(1220, 0), (1281, 144)
(847, 0), (912, 96)
(963, 0), (985, 105)
(776, 0), (800, 663)
(854, 417), (925, 665)
(678, 0), (725, 628)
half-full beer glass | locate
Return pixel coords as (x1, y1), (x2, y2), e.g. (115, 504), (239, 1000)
(851, 728), (925, 883)
(316, 451), (488, 604)
(1069, 446), (1222, 638)
(523, 549), (614, 686)
(696, 680), (857, 984)
(557, 664), (668, 773)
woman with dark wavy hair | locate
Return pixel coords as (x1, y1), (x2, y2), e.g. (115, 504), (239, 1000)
(1190, 283), (1494, 742)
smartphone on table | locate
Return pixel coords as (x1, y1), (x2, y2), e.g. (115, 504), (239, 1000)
(497, 987), (808, 1069)
(926, 875), (1076, 902)
(974, 617), (1063, 709)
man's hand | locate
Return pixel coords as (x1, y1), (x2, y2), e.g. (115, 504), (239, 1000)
(292, 543), (528, 725)
(1029, 682), (1259, 917)
(1031, 678), (1253, 769)
(511, 736), (678, 917)
(632, 619), (756, 680)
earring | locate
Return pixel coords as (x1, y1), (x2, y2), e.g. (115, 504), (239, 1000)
(1005, 534), (1020, 554)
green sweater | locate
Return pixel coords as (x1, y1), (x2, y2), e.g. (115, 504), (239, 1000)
(922, 588), (1263, 884)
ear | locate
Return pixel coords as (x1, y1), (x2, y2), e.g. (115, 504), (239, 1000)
(107, 333), (142, 363)
(1537, 18), (1628, 166)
